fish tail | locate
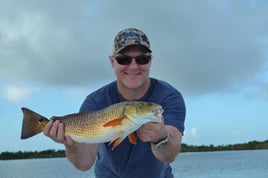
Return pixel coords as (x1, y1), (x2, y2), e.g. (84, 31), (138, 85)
(20, 107), (49, 139)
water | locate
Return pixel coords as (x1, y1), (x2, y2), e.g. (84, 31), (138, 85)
(0, 150), (267, 178)
(173, 150), (268, 178)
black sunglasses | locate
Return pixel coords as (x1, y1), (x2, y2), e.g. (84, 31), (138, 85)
(114, 53), (151, 65)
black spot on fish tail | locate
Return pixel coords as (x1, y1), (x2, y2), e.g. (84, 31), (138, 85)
(38, 117), (46, 124)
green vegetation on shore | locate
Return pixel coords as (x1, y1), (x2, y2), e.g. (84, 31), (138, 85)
(1, 140), (267, 160)
(180, 140), (268, 152)
(0, 149), (65, 160)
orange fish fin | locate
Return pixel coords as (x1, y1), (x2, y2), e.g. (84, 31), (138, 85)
(108, 131), (125, 150)
(128, 133), (137, 145)
(103, 117), (125, 127)
(112, 138), (124, 150)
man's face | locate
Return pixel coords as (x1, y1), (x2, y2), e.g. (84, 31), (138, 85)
(110, 46), (151, 90)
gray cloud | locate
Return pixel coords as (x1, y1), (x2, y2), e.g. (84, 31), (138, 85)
(1, 0), (268, 97)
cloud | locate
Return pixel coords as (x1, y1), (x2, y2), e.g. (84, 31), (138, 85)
(0, 0), (268, 97)
(184, 127), (200, 140)
(190, 128), (200, 139)
(239, 66), (268, 101)
(2, 85), (39, 103)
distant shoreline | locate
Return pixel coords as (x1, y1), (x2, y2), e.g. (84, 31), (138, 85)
(1, 139), (267, 160)
(180, 139), (268, 152)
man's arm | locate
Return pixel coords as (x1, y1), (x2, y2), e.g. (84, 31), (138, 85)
(65, 142), (99, 171)
(137, 121), (182, 163)
(151, 125), (181, 163)
(43, 120), (99, 171)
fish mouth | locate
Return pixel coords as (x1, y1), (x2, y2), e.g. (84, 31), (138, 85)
(153, 107), (164, 122)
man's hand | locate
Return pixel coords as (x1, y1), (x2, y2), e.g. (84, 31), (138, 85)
(137, 117), (168, 143)
(43, 120), (74, 146)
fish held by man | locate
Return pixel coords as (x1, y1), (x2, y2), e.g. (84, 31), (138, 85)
(21, 101), (163, 150)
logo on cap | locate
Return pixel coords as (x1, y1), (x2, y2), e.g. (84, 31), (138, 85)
(113, 28), (151, 54)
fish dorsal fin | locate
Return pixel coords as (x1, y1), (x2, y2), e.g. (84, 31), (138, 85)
(51, 111), (93, 121)
(103, 117), (125, 127)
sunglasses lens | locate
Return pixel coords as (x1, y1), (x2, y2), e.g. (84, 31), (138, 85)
(135, 55), (151, 65)
(115, 54), (151, 65)
(115, 56), (132, 65)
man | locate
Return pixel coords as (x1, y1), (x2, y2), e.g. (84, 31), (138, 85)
(44, 28), (186, 178)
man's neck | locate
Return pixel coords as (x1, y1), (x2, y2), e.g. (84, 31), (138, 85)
(117, 79), (150, 101)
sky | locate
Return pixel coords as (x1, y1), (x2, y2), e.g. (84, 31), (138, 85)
(0, 0), (268, 152)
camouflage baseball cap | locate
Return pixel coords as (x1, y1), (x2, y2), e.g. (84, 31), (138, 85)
(112, 28), (152, 55)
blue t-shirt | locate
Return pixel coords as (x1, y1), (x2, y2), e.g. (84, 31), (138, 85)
(80, 78), (186, 178)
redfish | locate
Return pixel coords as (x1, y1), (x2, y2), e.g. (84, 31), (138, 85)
(21, 101), (163, 149)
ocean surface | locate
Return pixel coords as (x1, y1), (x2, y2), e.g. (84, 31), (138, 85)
(0, 150), (267, 178)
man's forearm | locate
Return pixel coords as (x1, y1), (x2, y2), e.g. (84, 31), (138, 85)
(151, 126), (182, 163)
(65, 142), (99, 171)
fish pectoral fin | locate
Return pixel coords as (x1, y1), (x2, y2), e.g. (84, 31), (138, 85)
(128, 133), (137, 145)
(103, 117), (125, 127)
(109, 131), (125, 150)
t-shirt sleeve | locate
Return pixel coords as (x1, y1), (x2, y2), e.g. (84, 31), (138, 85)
(79, 93), (100, 112)
(161, 90), (186, 134)
(79, 84), (114, 112)
(150, 80), (186, 134)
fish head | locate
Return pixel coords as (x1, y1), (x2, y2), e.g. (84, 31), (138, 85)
(124, 102), (163, 124)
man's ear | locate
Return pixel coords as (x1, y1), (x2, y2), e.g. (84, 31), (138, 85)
(109, 56), (115, 68)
